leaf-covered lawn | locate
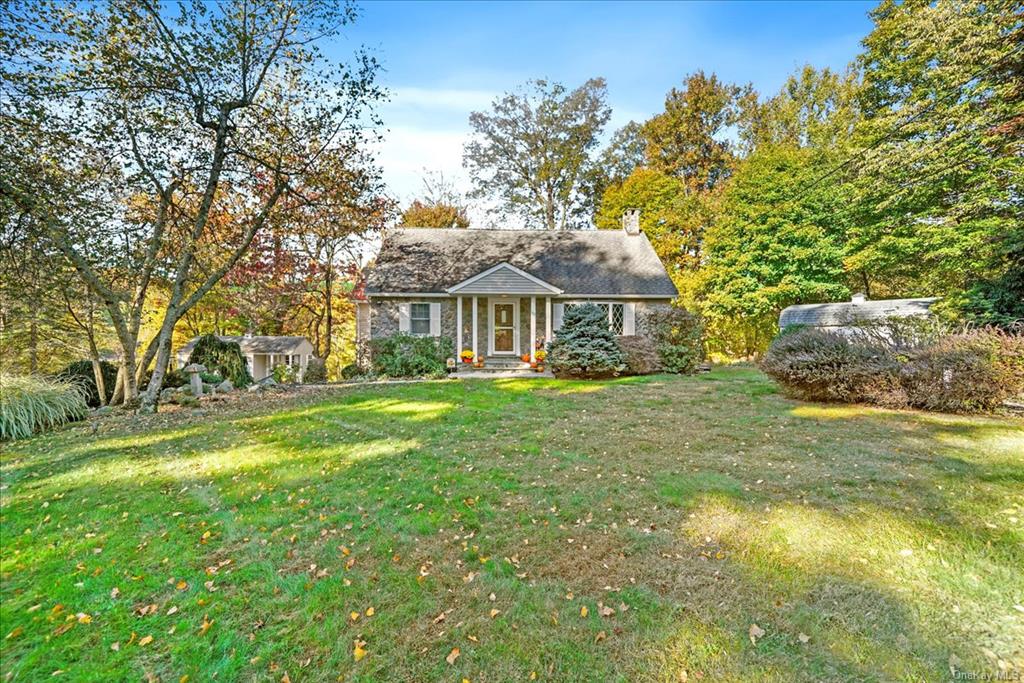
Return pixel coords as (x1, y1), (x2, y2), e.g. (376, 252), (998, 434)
(2, 367), (1022, 681)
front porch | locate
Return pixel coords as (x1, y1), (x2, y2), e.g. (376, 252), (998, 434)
(448, 262), (561, 367)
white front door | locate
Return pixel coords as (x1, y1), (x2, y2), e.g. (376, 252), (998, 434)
(489, 299), (519, 355)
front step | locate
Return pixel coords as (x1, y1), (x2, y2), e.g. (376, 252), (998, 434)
(457, 357), (533, 372)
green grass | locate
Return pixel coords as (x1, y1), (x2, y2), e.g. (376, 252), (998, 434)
(2, 366), (1022, 681)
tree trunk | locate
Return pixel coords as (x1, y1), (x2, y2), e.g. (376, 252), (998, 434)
(323, 260), (334, 359)
(28, 315), (38, 373)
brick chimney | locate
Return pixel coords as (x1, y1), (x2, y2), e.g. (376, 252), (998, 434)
(621, 208), (641, 235)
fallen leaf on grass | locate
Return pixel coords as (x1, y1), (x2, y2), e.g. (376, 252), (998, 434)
(176, 580), (188, 591)
(748, 624), (765, 645)
(798, 633), (810, 644)
(350, 611), (360, 622)
(138, 635), (154, 646)
(110, 642), (120, 651)
(595, 631), (606, 643)
(353, 639), (367, 661)
(580, 606), (588, 618)
(5, 627), (23, 640)
(446, 647), (460, 665)
(365, 607), (375, 617)
(489, 609), (500, 619)
(76, 613), (92, 624)
(110, 587), (120, 599)
(598, 604), (615, 617)
(199, 616), (212, 635)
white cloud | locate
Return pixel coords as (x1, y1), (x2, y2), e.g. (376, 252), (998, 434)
(385, 86), (497, 113)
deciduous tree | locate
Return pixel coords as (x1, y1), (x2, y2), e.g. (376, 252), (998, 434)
(463, 78), (611, 230)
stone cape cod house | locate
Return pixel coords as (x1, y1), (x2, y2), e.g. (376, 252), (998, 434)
(356, 210), (678, 369)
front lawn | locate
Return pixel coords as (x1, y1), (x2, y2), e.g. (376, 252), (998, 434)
(2, 367), (1022, 681)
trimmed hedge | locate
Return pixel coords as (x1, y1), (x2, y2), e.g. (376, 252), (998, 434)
(57, 359), (118, 407)
(547, 304), (625, 378)
(370, 333), (453, 378)
(187, 335), (253, 388)
(762, 325), (1024, 413)
(1, 374), (88, 441)
(760, 328), (899, 404)
(617, 335), (662, 375)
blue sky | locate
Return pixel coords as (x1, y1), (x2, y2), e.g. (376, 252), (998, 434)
(330, 1), (876, 213)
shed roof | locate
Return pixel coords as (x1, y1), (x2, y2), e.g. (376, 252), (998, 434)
(175, 335), (312, 358)
(779, 298), (939, 328)
(365, 228), (678, 297)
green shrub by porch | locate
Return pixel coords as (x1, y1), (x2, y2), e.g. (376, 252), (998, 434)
(644, 306), (705, 374)
(370, 333), (453, 378)
(186, 334), (253, 388)
(547, 303), (625, 378)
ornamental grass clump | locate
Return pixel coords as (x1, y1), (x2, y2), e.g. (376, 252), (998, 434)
(547, 303), (625, 378)
(1, 374), (88, 441)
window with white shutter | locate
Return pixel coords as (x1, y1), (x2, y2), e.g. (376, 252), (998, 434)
(410, 303), (431, 335)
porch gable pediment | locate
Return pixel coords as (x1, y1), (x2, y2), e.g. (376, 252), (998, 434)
(445, 262), (563, 295)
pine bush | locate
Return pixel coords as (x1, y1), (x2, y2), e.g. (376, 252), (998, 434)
(547, 304), (625, 378)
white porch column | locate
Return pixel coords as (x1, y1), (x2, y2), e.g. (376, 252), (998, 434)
(456, 296), (463, 354)
(530, 296), (536, 363)
(545, 297), (552, 343)
(472, 296), (478, 358)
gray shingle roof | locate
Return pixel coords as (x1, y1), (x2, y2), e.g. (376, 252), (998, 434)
(365, 228), (678, 297)
(175, 335), (311, 358)
(779, 298), (939, 328)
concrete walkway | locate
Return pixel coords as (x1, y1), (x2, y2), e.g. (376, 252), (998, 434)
(455, 369), (554, 379)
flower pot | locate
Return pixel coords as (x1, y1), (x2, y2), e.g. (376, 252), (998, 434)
(535, 364), (545, 373)
(461, 357), (473, 363)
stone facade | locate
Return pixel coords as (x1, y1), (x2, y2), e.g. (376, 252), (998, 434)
(359, 296), (671, 366)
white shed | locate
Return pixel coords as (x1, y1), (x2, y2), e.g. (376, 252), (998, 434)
(176, 334), (316, 382)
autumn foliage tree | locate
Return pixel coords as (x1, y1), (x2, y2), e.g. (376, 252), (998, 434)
(1, 0), (387, 408)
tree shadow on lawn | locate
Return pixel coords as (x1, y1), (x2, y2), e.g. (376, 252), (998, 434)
(3, 371), (1022, 681)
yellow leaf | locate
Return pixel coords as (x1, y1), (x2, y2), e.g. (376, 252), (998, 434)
(180, 676), (189, 683)
(446, 647), (460, 665)
(138, 635), (154, 646)
(580, 606), (588, 618)
(748, 623), (765, 645)
(199, 616), (212, 635)
(350, 611), (360, 622)
(489, 608), (500, 619)
(353, 639), (367, 661)
(595, 630), (606, 643)
(530, 673), (537, 681)
(176, 580), (188, 591)
(76, 613), (92, 624)
(365, 607), (375, 617)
